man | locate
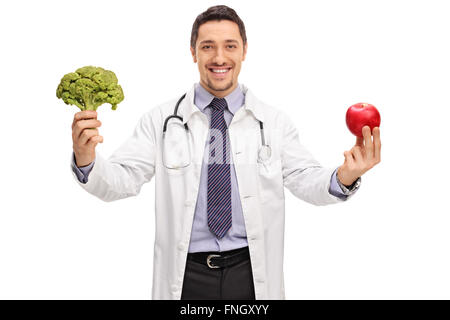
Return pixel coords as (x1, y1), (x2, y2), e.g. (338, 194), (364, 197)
(71, 5), (381, 299)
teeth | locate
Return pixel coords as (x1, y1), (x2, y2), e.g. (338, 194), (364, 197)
(211, 69), (229, 73)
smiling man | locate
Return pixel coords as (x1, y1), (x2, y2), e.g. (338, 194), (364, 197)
(191, 18), (246, 98)
(70, 5), (381, 300)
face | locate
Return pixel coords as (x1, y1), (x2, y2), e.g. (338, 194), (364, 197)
(191, 19), (247, 98)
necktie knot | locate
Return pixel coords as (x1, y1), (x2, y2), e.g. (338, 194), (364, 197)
(209, 98), (227, 112)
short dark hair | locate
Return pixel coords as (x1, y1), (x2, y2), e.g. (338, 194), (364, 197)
(190, 5), (247, 52)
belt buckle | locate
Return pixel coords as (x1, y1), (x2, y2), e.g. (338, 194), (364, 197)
(206, 254), (221, 269)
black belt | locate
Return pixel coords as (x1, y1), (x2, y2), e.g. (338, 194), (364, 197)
(187, 246), (250, 269)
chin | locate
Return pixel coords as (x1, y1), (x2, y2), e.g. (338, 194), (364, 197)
(206, 78), (234, 92)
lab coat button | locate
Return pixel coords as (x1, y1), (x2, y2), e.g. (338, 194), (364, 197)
(171, 284), (178, 292)
(177, 242), (186, 251)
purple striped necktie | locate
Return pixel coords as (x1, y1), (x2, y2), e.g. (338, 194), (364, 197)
(207, 97), (232, 239)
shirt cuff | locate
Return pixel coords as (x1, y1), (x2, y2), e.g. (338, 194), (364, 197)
(71, 152), (95, 184)
(329, 167), (361, 199)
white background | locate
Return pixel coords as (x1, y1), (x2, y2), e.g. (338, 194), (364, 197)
(0, 0), (449, 299)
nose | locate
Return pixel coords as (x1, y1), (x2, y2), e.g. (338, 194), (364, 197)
(212, 46), (226, 65)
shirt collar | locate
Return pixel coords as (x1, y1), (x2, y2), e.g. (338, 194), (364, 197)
(181, 83), (264, 125)
(194, 82), (244, 115)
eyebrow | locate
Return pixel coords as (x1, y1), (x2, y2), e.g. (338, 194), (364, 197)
(199, 39), (239, 45)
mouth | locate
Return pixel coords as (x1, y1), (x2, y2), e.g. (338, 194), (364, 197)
(208, 66), (232, 79)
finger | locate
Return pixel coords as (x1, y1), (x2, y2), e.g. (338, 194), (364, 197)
(352, 146), (364, 163)
(87, 135), (104, 148)
(356, 136), (364, 147)
(72, 111), (97, 130)
(73, 119), (102, 141)
(373, 127), (381, 162)
(73, 119), (101, 142)
(79, 128), (99, 145)
(362, 126), (374, 159)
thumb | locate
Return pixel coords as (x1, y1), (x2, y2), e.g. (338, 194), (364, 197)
(356, 136), (364, 147)
(343, 151), (352, 164)
(87, 135), (103, 149)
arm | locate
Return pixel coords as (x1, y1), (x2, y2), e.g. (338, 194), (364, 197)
(70, 111), (157, 202)
(281, 115), (348, 206)
(328, 167), (361, 200)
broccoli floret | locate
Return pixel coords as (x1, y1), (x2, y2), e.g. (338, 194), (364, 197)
(56, 66), (124, 111)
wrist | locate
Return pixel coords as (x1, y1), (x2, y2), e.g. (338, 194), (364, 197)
(74, 152), (94, 167)
(337, 167), (357, 187)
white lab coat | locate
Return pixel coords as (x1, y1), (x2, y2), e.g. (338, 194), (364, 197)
(71, 83), (350, 300)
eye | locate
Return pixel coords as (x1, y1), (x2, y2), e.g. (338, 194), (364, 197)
(202, 45), (211, 49)
(227, 45), (237, 49)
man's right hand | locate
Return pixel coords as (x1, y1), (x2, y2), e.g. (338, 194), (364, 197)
(72, 111), (103, 167)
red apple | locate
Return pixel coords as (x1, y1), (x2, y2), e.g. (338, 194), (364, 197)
(346, 103), (381, 138)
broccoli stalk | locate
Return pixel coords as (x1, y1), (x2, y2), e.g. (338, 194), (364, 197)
(56, 66), (124, 111)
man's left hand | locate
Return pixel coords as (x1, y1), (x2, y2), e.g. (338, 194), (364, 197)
(337, 126), (381, 187)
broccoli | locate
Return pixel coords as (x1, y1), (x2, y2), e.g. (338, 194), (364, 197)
(56, 66), (124, 111)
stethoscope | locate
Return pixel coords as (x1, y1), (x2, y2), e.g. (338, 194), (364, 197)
(162, 93), (271, 169)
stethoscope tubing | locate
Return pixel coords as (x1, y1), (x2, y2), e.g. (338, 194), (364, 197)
(163, 93), (270, 162)
(163, 93), (188, 133)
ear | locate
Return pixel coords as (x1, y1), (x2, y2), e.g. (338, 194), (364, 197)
(242, 42), (248, 61)
(190, 46), (197, 63)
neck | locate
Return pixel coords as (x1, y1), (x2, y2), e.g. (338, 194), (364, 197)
(199, 80), (238, 98)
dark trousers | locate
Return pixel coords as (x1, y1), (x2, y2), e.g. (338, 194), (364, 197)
(181, 247), (256, 300)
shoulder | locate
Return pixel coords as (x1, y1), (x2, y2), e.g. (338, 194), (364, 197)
(141, 94), (185, 125)
(246, 88), (293, 127)
(128, 93), (186, 142)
